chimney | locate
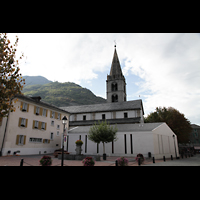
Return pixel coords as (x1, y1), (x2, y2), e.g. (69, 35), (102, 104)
(30, 96), (42, 102)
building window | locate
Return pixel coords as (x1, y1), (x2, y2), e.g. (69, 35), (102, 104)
(50, 132), (54, 140)
(130, 134), (133, 154)
(124, 134), (127, 154)
(57, 113), (60, 120)
(21, 118), (26, 127)
(34, 121), (39, 129)
(22, 103), (28, 112)
(83, 115), (86, 121)
(36, 107), (40, 115)
(112, 94), (118, 102)
(43, 109), (47, 117)
(57, 131), (59, 136)
(51, 120), (54, 126)
(57, 125), (60, 129)
(111, 83), (118, 91)
(29, 137), (42, 143)
(41, 122), (45, 130)
(124, 112), (128, 118)
(19, 135), (24, 145)
(43, 139), (49, 144)
(102, 114), (106, 120)
(51, 111), (55, 118)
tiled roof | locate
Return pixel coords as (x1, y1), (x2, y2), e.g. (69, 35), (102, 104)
(60, 99), (144, 114)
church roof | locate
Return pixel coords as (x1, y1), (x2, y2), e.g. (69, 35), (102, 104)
(68, 122), (164, 133)
(109, 47), (123, 76)
(60, 99), (144, 114)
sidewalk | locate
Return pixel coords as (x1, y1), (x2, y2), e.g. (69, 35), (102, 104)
(3, 154), (198, 166)
(0, 154), (158, 166)
(144, 154), (200, 166)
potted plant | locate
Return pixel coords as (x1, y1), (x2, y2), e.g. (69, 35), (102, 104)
(82, 157), (95, 166)
(116, 157), (129, 166)
(39, 155), (52, 166)
(75, 140), (83, 155)
(75, 140), (83, 146)
(135, 153), (144, 164)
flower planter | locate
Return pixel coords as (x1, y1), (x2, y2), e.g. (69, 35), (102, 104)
(82, 157), (95, 166)
(75, 144), (82, 155)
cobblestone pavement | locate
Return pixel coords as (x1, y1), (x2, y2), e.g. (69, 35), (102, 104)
(0, 154), (164, 166)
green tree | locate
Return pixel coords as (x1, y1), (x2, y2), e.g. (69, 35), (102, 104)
(0, 33), (25, 118)
(145, 107), (192, 144)
(88, 120), (118, 157)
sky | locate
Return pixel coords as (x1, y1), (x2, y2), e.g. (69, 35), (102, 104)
(7, 33), (200, 125)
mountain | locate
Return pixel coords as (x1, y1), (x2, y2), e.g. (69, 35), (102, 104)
(23, 76), (52, 87)
(22, 78), (106, 107)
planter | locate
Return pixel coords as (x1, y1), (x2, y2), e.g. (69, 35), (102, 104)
(82, 157), (95, 166)
(75, 144), (82, 155)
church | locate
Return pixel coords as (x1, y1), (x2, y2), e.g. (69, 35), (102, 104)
(61, 46), (179, 159)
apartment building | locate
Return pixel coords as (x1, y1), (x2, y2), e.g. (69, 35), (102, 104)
(0, 95), (69, 156)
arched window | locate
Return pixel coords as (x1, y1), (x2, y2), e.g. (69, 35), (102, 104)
(111, 83), (118, 91)
(112, 94), (118, 102)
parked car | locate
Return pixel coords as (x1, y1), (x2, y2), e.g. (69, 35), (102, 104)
(53, 149), (69, 158)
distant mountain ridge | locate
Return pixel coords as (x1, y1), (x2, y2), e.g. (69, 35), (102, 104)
(23, 76), (52, 87)
(22, 76), (106, 107)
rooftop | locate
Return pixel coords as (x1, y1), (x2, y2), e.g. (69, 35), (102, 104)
(60, 99), (144, 114)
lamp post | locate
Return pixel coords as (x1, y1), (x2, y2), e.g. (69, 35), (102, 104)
(173, 134), (177, 159)
(61, 116), (68, 166)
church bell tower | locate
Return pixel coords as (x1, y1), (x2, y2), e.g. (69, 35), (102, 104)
(106, 45), (127, 103)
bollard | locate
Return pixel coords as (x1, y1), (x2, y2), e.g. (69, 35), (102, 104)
(171, 155), (173, 160)
(163, 156), (166, 162)
(153, 157), (155, 163)
(115, 160), (118, 166)
(20, 159), (24, 166)
(138, 158), (141, 166)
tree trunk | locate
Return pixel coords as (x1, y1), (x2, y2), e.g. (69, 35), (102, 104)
(103, 142), (105, 154)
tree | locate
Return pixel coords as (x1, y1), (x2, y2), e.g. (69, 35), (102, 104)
(0, 33), (25, 118)
(145, 107), (192, 144)
(88, 120), (118, 157)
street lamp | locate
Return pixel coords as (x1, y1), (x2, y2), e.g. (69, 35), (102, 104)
(61, 116), (68, 166)
(173, 134), (177, 159)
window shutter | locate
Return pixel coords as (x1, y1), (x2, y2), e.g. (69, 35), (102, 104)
(48, 139), (50, 143)
(39, 108), (43, 116)
(45, 122), (47, 130)
(16, 135), (19, 145)
(46, 109), (48, 117)
(23, 135), (26, 145)
(43, 139), (45, 143)
(50, 111), (52, 118)
(55, 112), (58, 119)
(27, 104), (29, 112)
(32, 120), (35, 129)
(38, 121), (42, 130)
(60, 114), (61, 120)
(20, 102), (23, 111)
(18, 118), (22, 127)
(34, 106), (36, 114)
(25, 119), (28, 128)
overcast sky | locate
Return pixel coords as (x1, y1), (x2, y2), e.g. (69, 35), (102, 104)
(8, 33), (200, 125)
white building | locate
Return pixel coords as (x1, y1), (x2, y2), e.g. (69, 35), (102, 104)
(0, 95), (70, 156)
(62, 45), (179, 159)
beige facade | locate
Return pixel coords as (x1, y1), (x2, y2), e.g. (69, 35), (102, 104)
(0, 95), (69, 156)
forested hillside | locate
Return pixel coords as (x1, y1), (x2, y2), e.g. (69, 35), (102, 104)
(22, 81), (106, 107)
